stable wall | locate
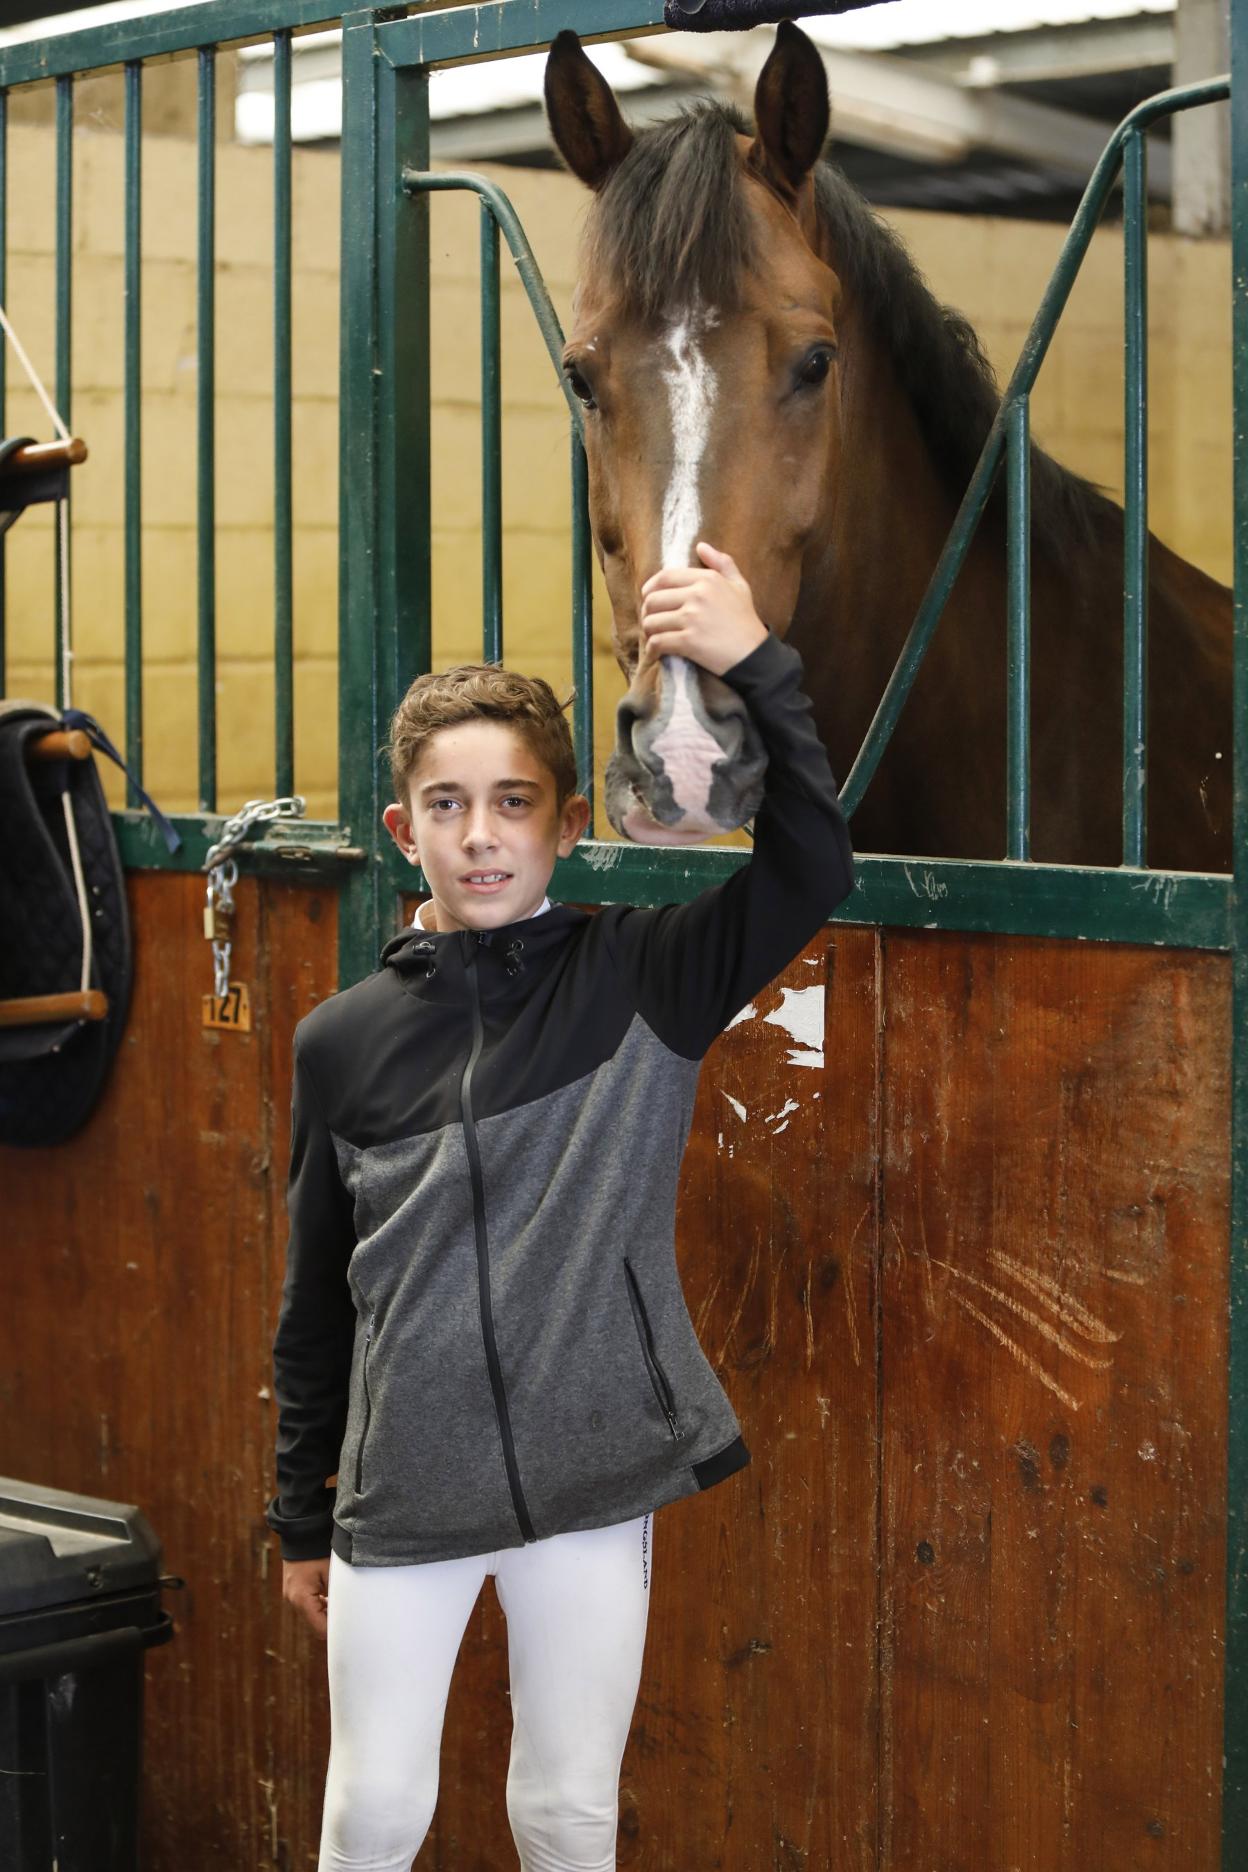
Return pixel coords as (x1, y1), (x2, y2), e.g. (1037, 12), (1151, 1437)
(0, 114), (1234, 824)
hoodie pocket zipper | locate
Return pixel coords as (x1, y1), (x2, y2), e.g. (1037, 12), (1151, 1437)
(623, 1259), (683, 1441)
(354, 1312), (375, 1493)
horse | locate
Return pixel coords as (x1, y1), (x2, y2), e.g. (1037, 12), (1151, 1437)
(543, 22), (1232, 871)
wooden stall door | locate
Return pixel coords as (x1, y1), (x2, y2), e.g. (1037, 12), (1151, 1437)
(0, 898), (1229, 1869)
(0, 872), (338, 1864)
(878, 931), (1228, 1872)
(427, 926), (1229, 1871)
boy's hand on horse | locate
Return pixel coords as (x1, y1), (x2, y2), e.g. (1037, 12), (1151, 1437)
(639, 542), (768, 677)
(283, 1556), (331, 1640)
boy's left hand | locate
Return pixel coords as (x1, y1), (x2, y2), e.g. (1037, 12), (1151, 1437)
(639, 541), (768, 678)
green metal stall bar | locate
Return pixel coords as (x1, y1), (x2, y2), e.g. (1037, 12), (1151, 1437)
(0, 0), (1233, 957)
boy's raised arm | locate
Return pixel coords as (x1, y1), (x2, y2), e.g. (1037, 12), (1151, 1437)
(265, 1043), (358, 1560)
(603, 619), (855, 1061)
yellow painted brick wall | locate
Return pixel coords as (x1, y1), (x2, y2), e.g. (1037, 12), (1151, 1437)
(4, 109), (342, 817)
(2, 119), (1232, 828)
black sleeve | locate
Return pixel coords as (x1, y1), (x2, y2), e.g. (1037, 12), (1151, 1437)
(602, 632), (855, 1059)
(264, 1038), (358, 1561)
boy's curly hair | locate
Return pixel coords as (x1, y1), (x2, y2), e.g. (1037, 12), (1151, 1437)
(388, 664), (579, 807)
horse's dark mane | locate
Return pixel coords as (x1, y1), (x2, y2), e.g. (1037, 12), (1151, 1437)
(585, 105), (757, 322)
(811, 161), (1101, 555)
(583, 101), (1102, 557)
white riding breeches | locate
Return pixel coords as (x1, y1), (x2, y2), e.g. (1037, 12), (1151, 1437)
(317, 1513), (654, 1872)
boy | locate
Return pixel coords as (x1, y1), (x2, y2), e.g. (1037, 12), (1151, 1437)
(267, 542), (855, 1870)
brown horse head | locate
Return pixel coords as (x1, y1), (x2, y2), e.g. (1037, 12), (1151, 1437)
(545, 22), (837, 844)
(546, 29), (1234, 875)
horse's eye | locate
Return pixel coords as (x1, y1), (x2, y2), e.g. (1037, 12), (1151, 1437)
(566, 367), (597, 410)
(797, 347), (834, 389)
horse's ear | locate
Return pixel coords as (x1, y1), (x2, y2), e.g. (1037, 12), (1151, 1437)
(749, 19), (830, 198)
(545, 30), (634, 191)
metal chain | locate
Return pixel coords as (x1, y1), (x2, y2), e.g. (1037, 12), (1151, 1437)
(203, 794), (306, 873)
(206, 859), (238, 1000)
(203, 796), (305, 1000)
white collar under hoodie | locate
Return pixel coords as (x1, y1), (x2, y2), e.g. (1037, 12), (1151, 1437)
(414, 896), (551, 932)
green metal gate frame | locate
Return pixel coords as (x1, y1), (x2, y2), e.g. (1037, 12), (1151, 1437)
(350, 0), (1238, 954)
(0, 0), (1244, 1858)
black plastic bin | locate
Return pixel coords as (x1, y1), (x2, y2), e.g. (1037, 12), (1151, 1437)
(0, 1477), (175, 1871)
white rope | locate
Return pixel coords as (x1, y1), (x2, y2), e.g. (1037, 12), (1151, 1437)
(0, 302), (70, 441)
(60, 788), (94, 996)
(0, 299), (75, 705)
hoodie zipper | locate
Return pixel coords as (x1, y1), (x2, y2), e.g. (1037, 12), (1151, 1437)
(462, 935), (537, 1543)
(623, 1258), (683, 1441)
(354, 1311), (375, 1493)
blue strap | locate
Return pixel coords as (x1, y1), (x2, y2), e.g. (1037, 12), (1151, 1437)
(61, 708), (182, 854)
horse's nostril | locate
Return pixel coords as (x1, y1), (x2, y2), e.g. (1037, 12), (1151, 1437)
(714, 712), (746, 762)
(614, 697), (645, 753)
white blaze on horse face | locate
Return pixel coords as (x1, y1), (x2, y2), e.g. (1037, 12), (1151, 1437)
(648, 306), (723, 829)
(659, 308), (716, 569)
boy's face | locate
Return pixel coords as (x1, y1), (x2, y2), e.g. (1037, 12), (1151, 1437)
(382, 722), (590, 934)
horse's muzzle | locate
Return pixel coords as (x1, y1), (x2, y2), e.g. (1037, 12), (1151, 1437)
(604, 658), (769, 844)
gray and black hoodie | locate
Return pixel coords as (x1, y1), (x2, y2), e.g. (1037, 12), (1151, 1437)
(266, 633), (855, 1567)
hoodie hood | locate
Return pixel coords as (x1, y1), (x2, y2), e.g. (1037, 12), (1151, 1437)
(380, 903), (591, 977)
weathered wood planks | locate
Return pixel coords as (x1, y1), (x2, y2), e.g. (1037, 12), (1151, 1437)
(0, 884), (1229, 1869)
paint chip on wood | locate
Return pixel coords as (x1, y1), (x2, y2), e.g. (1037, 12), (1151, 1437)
(762, 986), (825, 1068)
(766, 1098), (800, 1134)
